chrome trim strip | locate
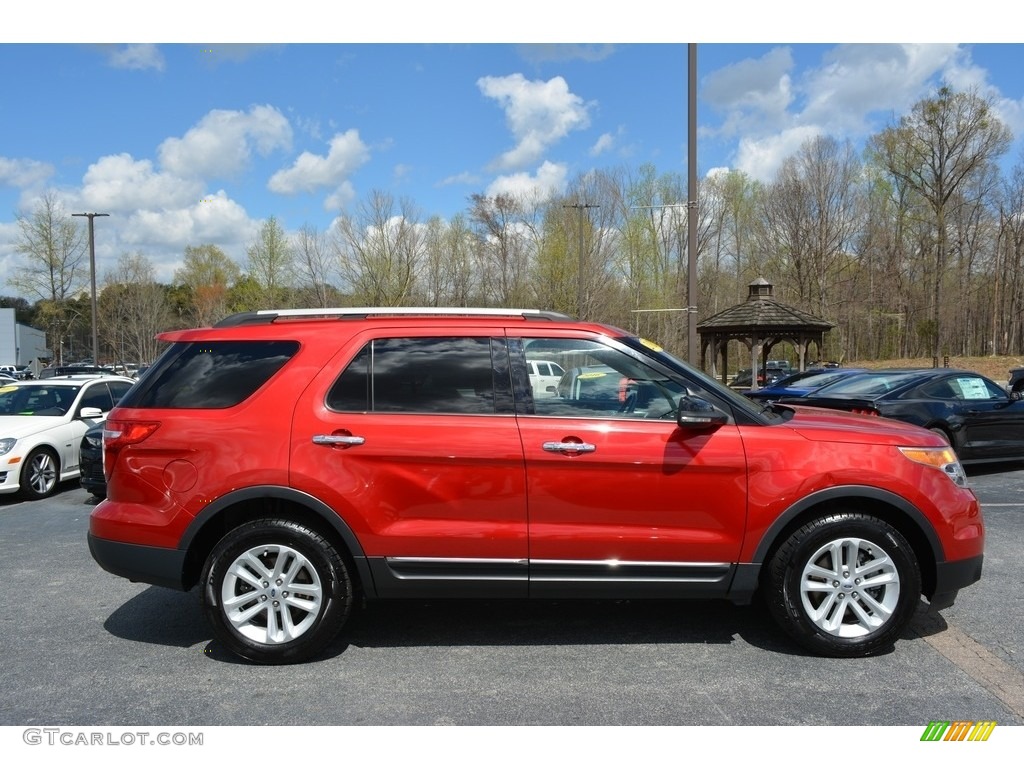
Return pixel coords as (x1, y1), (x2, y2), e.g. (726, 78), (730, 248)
(532, 559), (731, 568)
(386, 557), (528, 566)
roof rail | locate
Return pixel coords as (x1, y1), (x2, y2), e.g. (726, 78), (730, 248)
(214, 307), (576, 328)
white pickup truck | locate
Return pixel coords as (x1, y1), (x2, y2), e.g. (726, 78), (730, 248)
(527, 359), (565, 399)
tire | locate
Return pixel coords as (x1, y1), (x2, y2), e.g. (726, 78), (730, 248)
(201, 518), (353, 664)
(928, 427), (951, 445)
(20, 447), (60, 500)
(765, 511), (921, 657)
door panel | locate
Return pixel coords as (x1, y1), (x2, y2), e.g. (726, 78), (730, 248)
(510, 331), (749, 593)
(289, 331), (529, 575)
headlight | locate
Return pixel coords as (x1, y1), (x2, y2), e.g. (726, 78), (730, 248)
(0, 438), (16, 456)
(899, 446), (968, 487)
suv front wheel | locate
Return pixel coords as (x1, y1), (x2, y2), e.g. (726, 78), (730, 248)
(201, 518), (353, 664)
(766, 511), (921, 657)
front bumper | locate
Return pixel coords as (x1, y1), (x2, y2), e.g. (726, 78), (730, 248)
(929, 554), (984, 609)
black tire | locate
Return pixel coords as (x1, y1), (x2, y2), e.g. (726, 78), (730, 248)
(201, 518), (353, 664)
(20, 447), (60, 500)
(765, 511), (921, 657)
(928, 427), (951, 445)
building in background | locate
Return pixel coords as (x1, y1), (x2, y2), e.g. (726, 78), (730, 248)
(0, 308), (48, 376)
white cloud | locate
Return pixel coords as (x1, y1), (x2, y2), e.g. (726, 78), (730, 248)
(733, 126), (824, 182)
(79, 153), (203, 211)
(800, 44), (962, 133)
(590, 133), (615, 157)
(478, 74), (590, 170)
(325, 182), (358, 212)
(105, 44), (165, 71)
(438, 171), (482, 187)
(158, 105), (293, 178)
(704, 44), (983, 182)
(268, 129), (370, 199)
(704, 47), (795, 137)
(485, 160), (568, 204)
(0, 156), (54, 188)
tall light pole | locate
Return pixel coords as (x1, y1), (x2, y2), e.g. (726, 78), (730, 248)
(687, 42), (699, 366)
(72, 212), (108, 365)
(563, 202), (599, 318)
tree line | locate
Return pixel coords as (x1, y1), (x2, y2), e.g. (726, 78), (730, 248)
(5, 85), (1023, 369)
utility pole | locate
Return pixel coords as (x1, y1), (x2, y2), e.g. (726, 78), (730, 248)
(72, 212), (109, 366)
(563, 202), (599, 318)
(687, 42), (699, 366)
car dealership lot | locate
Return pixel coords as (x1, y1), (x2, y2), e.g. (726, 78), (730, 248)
(2, 475), (1022, 727)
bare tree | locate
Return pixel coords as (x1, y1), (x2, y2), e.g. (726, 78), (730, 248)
(6, 192), (87, 358)
(469, 193), (534, 308)
(332, 191), (422, 306)
(416, 214), (477, 306)
(293, 223), (338, 308)
(100, 252), (175, 364)
(870, 86), (1011, 361)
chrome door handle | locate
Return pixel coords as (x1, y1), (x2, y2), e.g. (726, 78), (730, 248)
(312, 434), (365, 446)
(542, 441), (596, 454)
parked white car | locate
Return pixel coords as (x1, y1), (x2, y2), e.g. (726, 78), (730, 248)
(0, 376), (135, 499)
(526, 359), (565, 399)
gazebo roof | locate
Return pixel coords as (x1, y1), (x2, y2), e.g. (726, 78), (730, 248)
(697, 278), (834, 334)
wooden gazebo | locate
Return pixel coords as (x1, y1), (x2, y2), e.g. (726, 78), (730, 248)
(697, 278), (834, 389)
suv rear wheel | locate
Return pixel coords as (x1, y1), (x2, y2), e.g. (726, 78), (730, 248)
(201, 519), (353, 664)
(766, 511), (921, 657)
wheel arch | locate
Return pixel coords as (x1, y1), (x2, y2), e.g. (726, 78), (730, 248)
(744, 485), (942, 601)
(177, 485), (375, 597)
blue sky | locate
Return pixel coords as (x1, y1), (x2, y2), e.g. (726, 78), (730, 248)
(3, 2), (1023, 289)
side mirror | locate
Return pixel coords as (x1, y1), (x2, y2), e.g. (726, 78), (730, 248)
(676, 395), (729, 430)
(79, 406), (104, 420)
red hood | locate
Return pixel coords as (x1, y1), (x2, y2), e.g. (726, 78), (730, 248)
(782, 404), (944, 446)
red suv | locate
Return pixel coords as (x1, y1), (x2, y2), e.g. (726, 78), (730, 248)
(88, 308), (984, 663)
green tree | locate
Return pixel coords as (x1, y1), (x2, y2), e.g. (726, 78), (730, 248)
(174, 244), (242, 326)
(246, 216), (294, 308)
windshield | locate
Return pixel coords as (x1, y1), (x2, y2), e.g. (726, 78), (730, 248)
(813, 371), (924, 396)
(0, 384), (80, 416)
(770, 369), (856, 389)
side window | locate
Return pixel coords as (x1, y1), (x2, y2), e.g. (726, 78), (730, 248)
(327, 337), (499, 415)
(79, 383), (115, 412)
(119, 341), (299, 409)
(951, 376), (1004, 400)
(107, 381), (133, 405)
(519, 338), (685, 419)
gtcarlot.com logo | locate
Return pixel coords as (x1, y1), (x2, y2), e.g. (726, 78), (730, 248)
(920, 721), (997, 741)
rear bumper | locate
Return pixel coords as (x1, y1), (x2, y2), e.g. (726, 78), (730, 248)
(87, 534), (188, 591)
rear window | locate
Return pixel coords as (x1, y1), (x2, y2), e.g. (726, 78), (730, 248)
(118, 340), (299, 408)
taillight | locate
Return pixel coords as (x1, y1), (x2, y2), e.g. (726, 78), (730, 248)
(103, 419), (161, 449)
(850, 408), (880, 416)
(103, 419), (160, 478)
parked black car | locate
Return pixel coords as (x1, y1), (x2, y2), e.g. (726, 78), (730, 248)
(1008, 365), (1024, 394)
(79, 421), (106, 498)
(779, 368), (1024, 464)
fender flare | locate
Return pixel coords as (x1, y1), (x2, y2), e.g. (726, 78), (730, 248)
(179, 485), (376, 596)
(729, 485), (945, 602)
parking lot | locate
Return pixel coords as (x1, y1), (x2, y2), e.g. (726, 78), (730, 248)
(1, 468), (1022, 729)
